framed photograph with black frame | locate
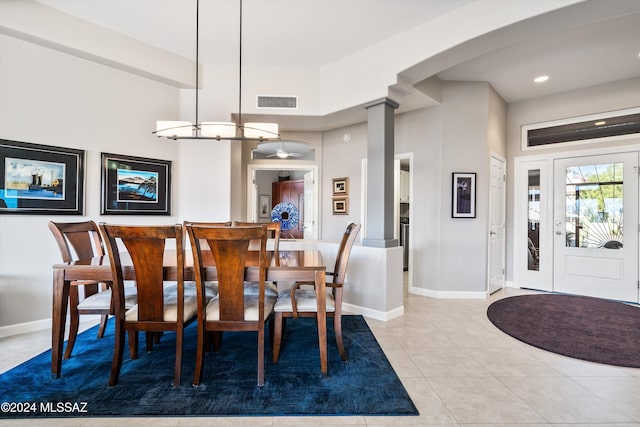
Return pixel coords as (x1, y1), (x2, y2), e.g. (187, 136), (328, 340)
(101, 153), (171, 215)
(452, 172), (476, 218)
(0, 139), (85, 215)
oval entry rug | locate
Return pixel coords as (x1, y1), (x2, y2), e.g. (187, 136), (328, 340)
(487, 293), (640, 367)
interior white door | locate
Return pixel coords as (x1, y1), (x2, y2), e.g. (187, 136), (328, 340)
(553, 152), (639, 302)
(488, 154), (506, 294)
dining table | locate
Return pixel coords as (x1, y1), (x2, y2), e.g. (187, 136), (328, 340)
(51, 249), (327, 379)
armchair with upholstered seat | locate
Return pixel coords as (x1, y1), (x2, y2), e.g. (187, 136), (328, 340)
(272, 222), (361, 362)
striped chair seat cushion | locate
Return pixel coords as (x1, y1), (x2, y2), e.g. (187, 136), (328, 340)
(205, 295), (277, 321)
(243, 281), (279, 298)
(76, 287), (137, 310)
(274, 288), (335, 313)
(125, 285), (198, 322)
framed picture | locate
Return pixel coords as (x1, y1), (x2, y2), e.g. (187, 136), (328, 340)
(332, 197), (348, 215)
(452, 172), (476, 218)
(258, 194), (271, 218)
(0, 139), (85, 215)
(333, 177), (348, 195)
(101, 153), (171, 215)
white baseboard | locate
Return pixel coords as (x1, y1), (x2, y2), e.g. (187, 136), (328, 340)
(408, 285), (487, 299)
(0, 315), (102, 339)
(342, 303), (404, 321)
(0, 318), (51, 338)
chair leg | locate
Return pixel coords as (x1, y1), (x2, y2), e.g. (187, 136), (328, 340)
(211, 331), (223, 352)
(96, 314), (109, 338)
(272, 312), (284, 363)
(145, 332), (154, 352)
(109, 322), (125, 386)
(334, 313), (347, 361)
(257, 325), (265, 387)
(63, 287), (80, 360)
(128, 331), (138, 359)
(193, 324), (206, 386)
(174, 327), (183, 387)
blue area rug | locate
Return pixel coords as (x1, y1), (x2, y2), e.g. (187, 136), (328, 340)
(0, 315), (417, 418)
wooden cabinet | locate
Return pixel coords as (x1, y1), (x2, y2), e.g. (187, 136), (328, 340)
(272, 179), (304, 238)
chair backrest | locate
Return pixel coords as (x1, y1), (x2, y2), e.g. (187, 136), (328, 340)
(186, 224), (267, 322)
(100, 223), (184, 322)
(233, 221), (280, 251)
(332, 223), (362, 286)
(48, 220), (105, 262)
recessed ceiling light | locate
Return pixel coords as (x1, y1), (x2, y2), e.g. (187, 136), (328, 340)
(594, 121), (607, 126)
(534, 75), (549, 83)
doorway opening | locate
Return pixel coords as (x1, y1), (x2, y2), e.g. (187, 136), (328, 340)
(247, 164), (319, 239)
(395, 153), (413, 295)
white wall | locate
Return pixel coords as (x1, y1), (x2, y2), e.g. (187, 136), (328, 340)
(436, 82), (493, 294)
(320, 81), (504, 298)
(0, 34), (236, 330)
(321, 124), (367, 241)
(394, 107), (443, 291)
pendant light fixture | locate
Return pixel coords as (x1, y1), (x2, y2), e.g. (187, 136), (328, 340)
(154, 0), (279, 141)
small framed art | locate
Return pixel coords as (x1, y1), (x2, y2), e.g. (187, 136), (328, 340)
(452, 172), (476, 218)
(332, 197), (348, 215)
(332, 177), (348, 195)
(0, 139), (85, 215)
(258, 194), (271, 218)
(101, 153), (171, 215)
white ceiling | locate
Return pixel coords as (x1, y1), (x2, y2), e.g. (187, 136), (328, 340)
(32, 0), (640, 108)
(35, 0), (473, 67)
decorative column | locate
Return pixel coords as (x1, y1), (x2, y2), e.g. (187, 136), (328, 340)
(362, 97), (399, 248)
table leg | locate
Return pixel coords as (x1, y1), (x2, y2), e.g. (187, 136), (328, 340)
(315, 269), (327, 375)
(51, 268), (69, 378)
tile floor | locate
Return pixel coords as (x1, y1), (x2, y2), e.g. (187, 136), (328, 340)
(2, 282), (640, 426)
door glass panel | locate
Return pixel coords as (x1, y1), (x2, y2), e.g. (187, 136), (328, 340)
(527, 169), (540, 270)
(564, 162), (624, 249)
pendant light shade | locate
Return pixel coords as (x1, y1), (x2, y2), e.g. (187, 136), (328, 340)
(156, 121), (193, 138)
(200, 122), (237, 138)
(243, 122), (279, 139)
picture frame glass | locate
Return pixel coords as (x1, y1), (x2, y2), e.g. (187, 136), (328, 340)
(332, 197), (348, 215)
(101, 153), (171, 215)
(452, 172), (476, 218)
(0, 139), (84, 215)
(332, 177), (348, 195)
(258, 194), (271, 218)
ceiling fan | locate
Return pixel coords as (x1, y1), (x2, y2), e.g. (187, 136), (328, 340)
(254, 141), (311, 159)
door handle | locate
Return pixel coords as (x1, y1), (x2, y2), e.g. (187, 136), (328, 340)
(555, 231), (563, 235)
(490, 231), (496, 235)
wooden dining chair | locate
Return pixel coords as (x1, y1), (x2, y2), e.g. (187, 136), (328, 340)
(272, 222), (361, 362)
(185, 223), (276, 387)
(48, 220), (137, 359)
(233, 221), (281, 296)
(99, 223), (197, 387)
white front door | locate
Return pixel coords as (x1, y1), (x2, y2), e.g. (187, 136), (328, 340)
(553, 152), (639, 302)
(488, 154), (506, 294)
